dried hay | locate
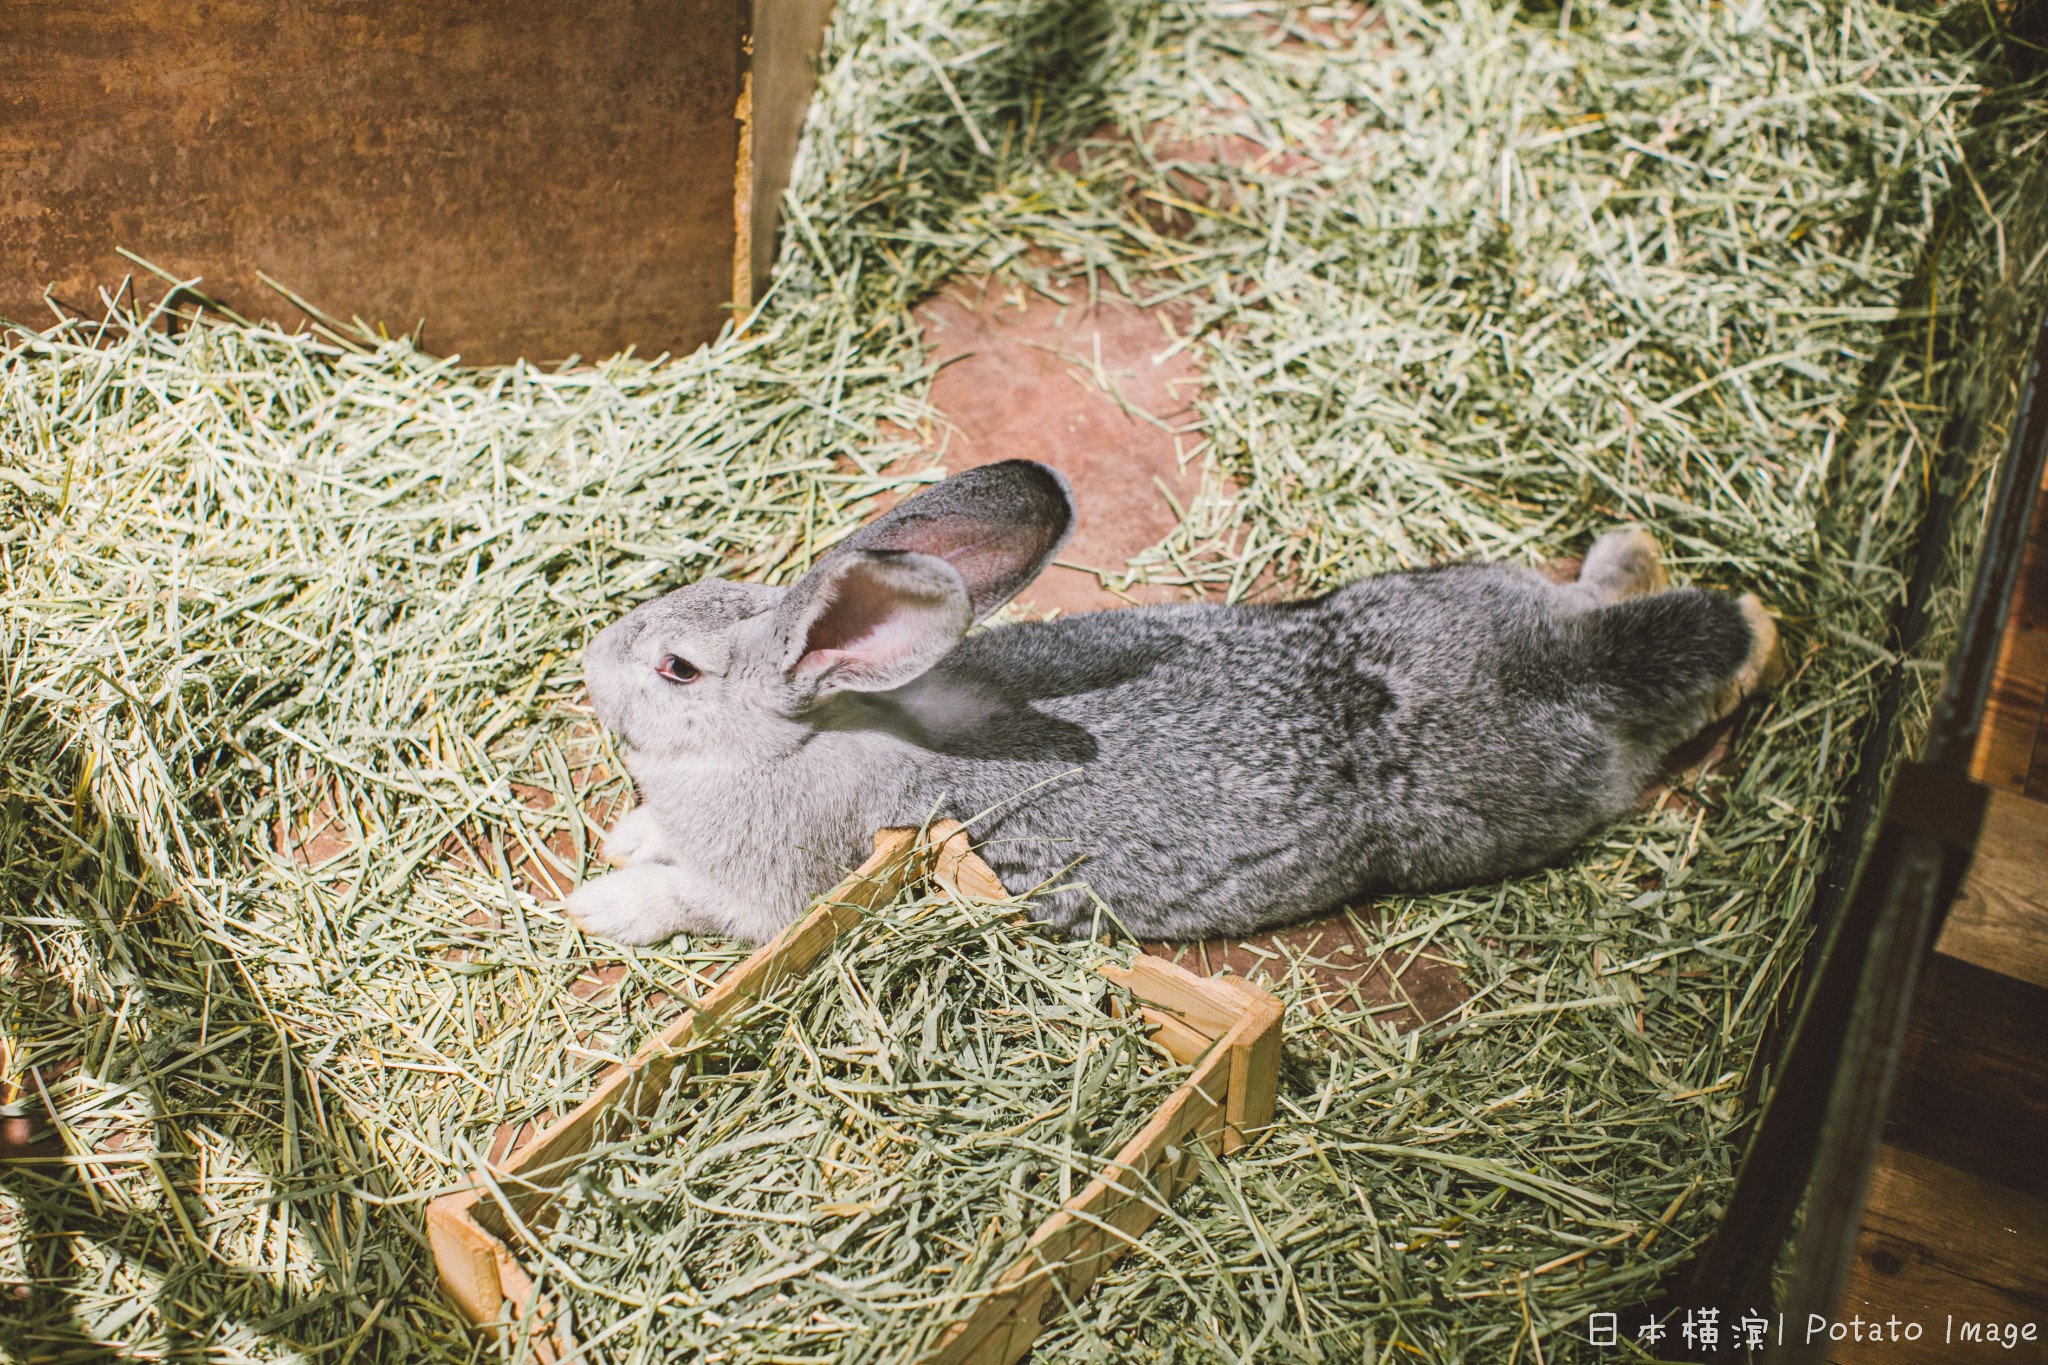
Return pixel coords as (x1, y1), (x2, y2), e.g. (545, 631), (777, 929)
(3, 0), (2044, 1361)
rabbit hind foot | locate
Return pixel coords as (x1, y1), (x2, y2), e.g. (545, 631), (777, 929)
(1579, 527), (1669, 601)
(1707, 594), (1784, 722)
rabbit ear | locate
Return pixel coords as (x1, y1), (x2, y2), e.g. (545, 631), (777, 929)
(770, 551), (973, 700)
(834, 460), (1076, 620)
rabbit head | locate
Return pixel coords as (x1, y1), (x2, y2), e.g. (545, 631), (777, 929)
(582, 460), (1077, 761)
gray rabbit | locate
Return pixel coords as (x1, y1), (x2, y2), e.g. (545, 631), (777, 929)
(566, 460), (1779, 945)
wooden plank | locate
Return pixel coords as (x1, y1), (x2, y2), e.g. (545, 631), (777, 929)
(1831, 1145), (2048, 1365)
(1113, 964), (1283, 1146)
(1974, 660), (2046, 793)
(491, 1245), (555, 1365)
(931, 824), (1013, 902)
(426, 1196), (509, 1329)
(2030, 710), (2048, 805)
(1099, 955), (1249, 1041)
(1885, 952), (2048, 1201)
(1137, 1009), (1218, 1066)
(1, 1), (750, 364)
(1220, 985), (1285, 1154)
(1938, 788), (2048, 990)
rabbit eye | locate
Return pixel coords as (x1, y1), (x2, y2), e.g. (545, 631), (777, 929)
(656, 655), (700, 684)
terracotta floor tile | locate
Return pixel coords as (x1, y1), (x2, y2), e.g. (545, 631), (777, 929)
(905, 272), (1208, 614)
(1147, 908), (1471, 1032)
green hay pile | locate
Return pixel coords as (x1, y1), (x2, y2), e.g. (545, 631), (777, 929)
(3, 0), (2043, 1361)
(526, 876), (1182, 1363)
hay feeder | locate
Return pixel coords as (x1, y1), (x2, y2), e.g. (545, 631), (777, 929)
(425, 821), (1285, 1363)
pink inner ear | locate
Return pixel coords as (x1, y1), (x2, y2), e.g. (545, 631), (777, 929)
(871, 522), (1024, 601)
(796, 566), (929, 675)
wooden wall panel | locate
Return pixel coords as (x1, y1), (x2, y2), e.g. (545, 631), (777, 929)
(2, 1), (748, 364)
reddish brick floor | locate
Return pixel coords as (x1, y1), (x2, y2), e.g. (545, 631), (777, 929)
(903, 272), (1207, 615)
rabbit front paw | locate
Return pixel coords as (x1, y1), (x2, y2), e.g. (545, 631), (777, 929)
(560, 864), (713, 946)
(598, 806), (659, 867)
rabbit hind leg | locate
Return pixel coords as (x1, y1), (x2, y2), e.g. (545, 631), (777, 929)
(1577, 527), (1669, 601)
(1575, 587), (1780, 753)
(1705, 593), (1783, 722)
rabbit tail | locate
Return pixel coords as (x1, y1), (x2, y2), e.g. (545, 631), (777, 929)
(1572, 587), (1779, 753)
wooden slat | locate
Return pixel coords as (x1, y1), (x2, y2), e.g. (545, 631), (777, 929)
(738, 0), (840, 312)
(1972, 471), (2048, 794)
(1974, 660), (2046, 792)
(1099, 954), (1251, 1041)
(426, 1196), (508, 1329)
(923, 1027), (1242, 1365)
(932, 829), (1013, 902)
(1137, 1009), (1218, 1067)
(428, 827), (928, 1329)
(1938, 788), (2048, 990)
(1884, 952), (2048, 1201)
(1831, 1145), (2048, 1365)
(1218, 978), (1285, 1154)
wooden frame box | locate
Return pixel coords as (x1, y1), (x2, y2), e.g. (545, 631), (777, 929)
(1, 0), (837, 364)
(426, 821), (1285, 1364)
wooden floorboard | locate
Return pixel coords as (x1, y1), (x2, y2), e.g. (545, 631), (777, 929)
(1884, 952), (2048, 1199)
(1937, 787), (2048, 991)
(1832, 1145), (2048, 1364)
